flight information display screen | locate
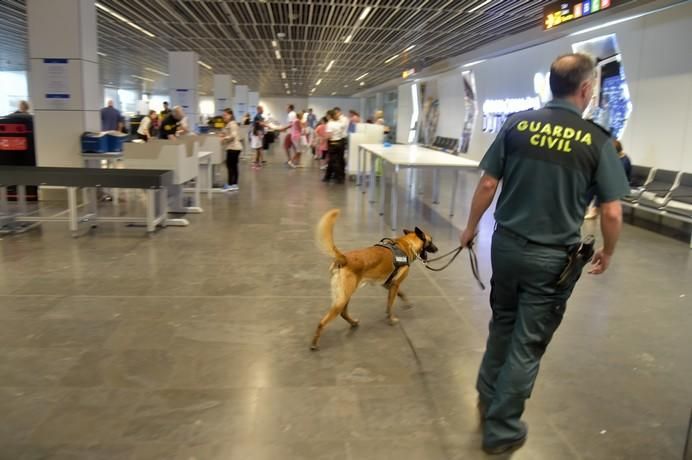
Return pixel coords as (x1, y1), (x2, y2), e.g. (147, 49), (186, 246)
(544, 0), (620, 30)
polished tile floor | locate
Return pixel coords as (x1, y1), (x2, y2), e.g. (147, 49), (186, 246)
(0, 154), (690, 460)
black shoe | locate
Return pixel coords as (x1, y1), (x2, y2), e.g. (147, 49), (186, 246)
(322, 177), (330, 183)
(482, 423), (528, 455)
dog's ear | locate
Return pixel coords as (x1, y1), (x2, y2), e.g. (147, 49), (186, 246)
(403, 229), (413, 235)
(414, 227), (426, 242)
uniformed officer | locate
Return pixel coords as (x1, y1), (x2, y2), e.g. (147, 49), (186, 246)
(459, 53), (629, 455)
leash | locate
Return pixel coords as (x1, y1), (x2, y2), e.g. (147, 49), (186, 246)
(420, 242), (486, 290)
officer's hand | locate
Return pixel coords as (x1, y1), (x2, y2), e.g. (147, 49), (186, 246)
(459, 228), (476, 248)
(589, 249), (611, 275)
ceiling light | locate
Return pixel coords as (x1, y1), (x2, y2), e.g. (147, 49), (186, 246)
(287, 91), (291, 95)
(292, 67), (298, 71)
(197, 60), (212, 70)
(462, 59), (486, 68)
(95, 3), (155, 38)
(360, 81), (365, 86)
(281, 71), (287, 79)
(232, 79), (237, 83)
(325, 60), (335, 72)
(97, 52), (107, 57)
(131, 74), (154, 82)
(315, 79), (322, 86)
(355, 72), (368, 81)
(404, 45), (416, 52)
(344, 34), (352, 44)
(271, 40), (278, 48)
(311, 87), (316, 92)
(331, 92), (337, 95)
(275, 50), (282, 59)
(385, 54), (400, 64)
(145, 67), (169, 76)
(467, 0), (492, 13)
(284, 83), (289, 88)
(359, 6), (372, 21)
(343, 84), (349, 88)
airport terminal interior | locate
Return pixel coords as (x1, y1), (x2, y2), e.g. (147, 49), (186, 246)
(0, 0), (691, 459)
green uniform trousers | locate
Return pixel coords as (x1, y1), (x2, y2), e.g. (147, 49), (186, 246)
(477, 228), (578, 448)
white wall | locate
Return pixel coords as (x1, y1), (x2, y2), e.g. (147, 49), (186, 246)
(430, 1), (692, 172)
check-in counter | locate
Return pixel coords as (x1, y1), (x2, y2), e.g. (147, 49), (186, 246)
(123, 138), (201, 217)
(198, 134), (223, 165)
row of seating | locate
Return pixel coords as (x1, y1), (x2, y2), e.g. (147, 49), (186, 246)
(428, 136), (459, 154)
(622, 166), (692, 247)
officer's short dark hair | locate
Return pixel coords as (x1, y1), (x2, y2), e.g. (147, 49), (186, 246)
(549, 53), (595, 98)
(288, 104), (295, 111)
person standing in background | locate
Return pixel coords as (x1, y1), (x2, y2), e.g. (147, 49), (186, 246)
(281, 104), (298, 165)
(288, 111), (306, 168)
(220, 108), (242, 191)
(159, 106), (184, 140)
(101, 100), (124, 132)
(13, 100), (31, 116)
(160, 101), (171, 119)
(251, 105), (267, 167)
(136, 110), (158, 141)
(348, 110), (361, 133)
(323, 109), (347, 184)
(307, 108), (317, 129)
(614, 140), (632, 183)
(314, 116), (329, 170)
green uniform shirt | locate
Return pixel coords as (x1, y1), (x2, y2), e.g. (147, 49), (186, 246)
(480, 99), (629, 245)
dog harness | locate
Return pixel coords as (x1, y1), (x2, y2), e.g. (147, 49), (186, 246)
(374, 238), (410, 288)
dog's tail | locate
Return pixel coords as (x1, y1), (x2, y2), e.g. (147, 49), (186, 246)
(316, 209), (347, 267)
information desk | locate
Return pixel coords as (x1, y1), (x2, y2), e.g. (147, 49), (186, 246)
(358, 144), (480, 230)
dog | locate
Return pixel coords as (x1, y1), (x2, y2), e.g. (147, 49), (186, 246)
(311, 209), (438, 350)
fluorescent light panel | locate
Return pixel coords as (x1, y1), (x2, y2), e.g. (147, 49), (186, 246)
(281, 71), (287, 79)
(404, 45), (416, 52)
(316, 79), (322, 86)
(271, 40), (278, 48)
(359, 6), (372, 20)
(344, 34), (352, 43)
(131, 74), (154, 82)
(95, 3), (155, 38)
(325, 60), (335, 72)
(232, 79), (237, 83)
(145, 67), (168, 76)
(197, 60), (212, 70)
(385, 54), (400, 64)
(462, 59), (486, 68)
(97, 52), (107, 57)
(355, 72), (368, 81)
(468, 0), (492, 13)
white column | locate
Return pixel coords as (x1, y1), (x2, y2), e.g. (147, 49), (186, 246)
(169, 51), (199, 130)
(27, 0), (100, 167)
(248, 91), (259, 118)
(213, 74), (234, 116)
(375, 92), (384, 114)
(234, 85), (249, 118)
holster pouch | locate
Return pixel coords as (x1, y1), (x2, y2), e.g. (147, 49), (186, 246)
(556, 235), (596, 289)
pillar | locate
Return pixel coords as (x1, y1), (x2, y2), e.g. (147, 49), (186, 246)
(169, 51), (199, 130)
(248, 91), (259, 119)
(213, 75), (234, 116)
(27, 0), (100, 167)
(234, 85), (248, 119)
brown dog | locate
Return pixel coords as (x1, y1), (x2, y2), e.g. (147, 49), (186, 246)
(311, 209), (438, 350)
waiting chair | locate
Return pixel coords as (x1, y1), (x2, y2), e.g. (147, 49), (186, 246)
(637, 169), (682, 209)
(665, 172), (692, 218)
(623, 165), (654, 203)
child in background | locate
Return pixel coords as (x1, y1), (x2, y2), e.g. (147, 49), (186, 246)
(314, 117), (329, 170)
(251, 119), (264, 168)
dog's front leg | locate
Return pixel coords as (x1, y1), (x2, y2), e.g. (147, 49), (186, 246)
(386, 267), (409, 325)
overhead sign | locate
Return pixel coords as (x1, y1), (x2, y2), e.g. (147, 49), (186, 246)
(402, 68), (416, 79)
(544, 0), (619, 30)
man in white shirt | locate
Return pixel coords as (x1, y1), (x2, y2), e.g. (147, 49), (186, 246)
(137, 110), (158, 141)
(323, 109), (348, 184)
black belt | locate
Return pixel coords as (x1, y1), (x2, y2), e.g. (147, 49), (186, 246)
(495, 225), (574, 252)
(329, 139), (345, 144)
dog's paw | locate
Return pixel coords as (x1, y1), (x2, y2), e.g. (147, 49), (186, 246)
(350, 319), (360, 328)
(310, 344), (320, 351)
(388, 317), (400, 326)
